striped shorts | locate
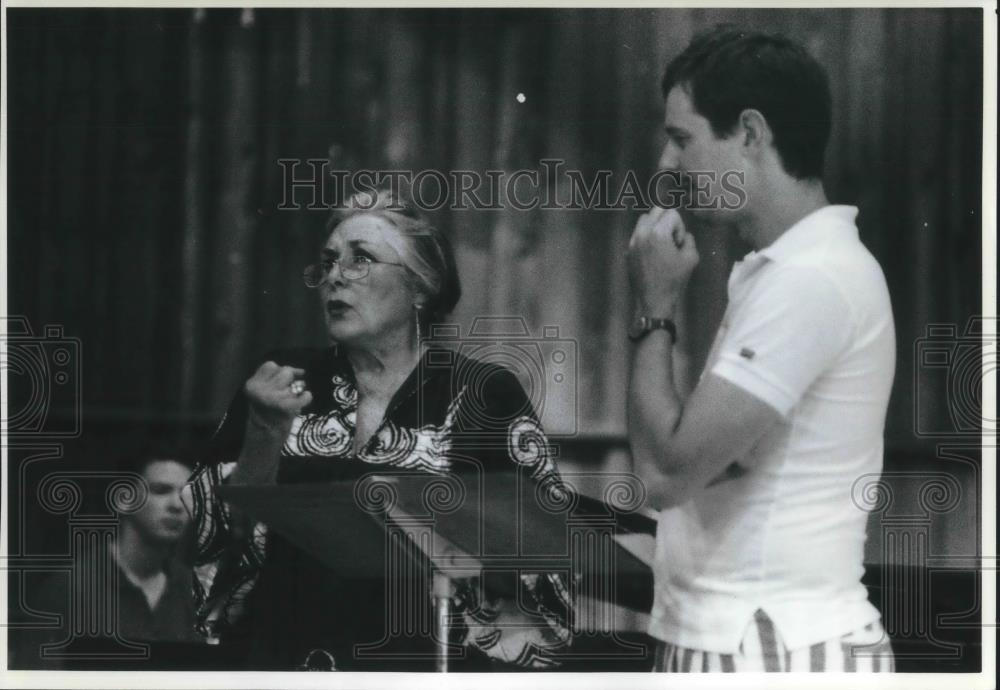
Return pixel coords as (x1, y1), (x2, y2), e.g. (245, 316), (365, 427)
(652, 610), (895, 672)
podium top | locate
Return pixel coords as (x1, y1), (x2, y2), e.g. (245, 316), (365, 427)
(218, 469), (655, 609)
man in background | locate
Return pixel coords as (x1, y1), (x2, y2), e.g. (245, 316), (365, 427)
(11, 449), (201, 668)
(626, 26), (896, 672)
(110, 452), (199, 643)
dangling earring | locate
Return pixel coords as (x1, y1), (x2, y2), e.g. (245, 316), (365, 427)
(414, 304), (423, 343)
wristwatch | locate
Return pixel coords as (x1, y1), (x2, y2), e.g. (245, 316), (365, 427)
(628, 316), (677, 343)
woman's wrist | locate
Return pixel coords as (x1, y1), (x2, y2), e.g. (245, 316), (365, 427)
(229, 455), (278, 485)
(229, 417), (288, 485)
(246, 408), (293, 437)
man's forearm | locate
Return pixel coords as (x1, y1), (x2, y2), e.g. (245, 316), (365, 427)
(627, 328), (686, 507)
(625, 206), (701, 508)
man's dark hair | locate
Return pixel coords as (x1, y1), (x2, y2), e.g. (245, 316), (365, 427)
(661, 25), (832, 180)
(116, 440), (196, 477)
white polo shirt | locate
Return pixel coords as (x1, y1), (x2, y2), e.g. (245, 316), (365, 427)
(648, 205), (896, 653)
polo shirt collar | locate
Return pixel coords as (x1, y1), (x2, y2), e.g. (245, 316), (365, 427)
(758, 205), (859, 263)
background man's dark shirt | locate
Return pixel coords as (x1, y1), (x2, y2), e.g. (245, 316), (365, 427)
(10, 549), (201, 669)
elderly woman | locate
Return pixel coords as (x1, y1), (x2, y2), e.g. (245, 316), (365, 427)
(185, 189), (572, 670)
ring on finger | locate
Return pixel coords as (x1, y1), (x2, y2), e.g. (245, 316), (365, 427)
(290, 380), (306, 396)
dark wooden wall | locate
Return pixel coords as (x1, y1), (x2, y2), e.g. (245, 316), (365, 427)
(7, 7), (984, 451)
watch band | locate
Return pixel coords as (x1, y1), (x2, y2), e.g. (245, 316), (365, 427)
(629, 317), (677, 343)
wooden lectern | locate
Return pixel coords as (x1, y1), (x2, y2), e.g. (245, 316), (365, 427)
(218, 465), (656, 671)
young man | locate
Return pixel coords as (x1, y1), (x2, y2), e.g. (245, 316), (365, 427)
(110, 453), (199, 643)
(626, 26), (896, 672)
(12, 452), (201, 668)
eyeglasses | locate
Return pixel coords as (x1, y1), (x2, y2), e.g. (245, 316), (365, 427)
(302, 256), (408, 287)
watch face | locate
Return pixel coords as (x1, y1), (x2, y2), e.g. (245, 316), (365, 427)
(628, 317), (646, 339)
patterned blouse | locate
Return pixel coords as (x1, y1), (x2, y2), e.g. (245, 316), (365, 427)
(186, 346), (573, 670)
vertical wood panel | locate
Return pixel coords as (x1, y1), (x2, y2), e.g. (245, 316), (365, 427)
(208, 14), (259, 412)
(537, 11), (587, 435)
(600, 10), (654, 431)
(488, 23), (537, 316)
(902, 11), (949, 436)
(426, 16), (457, 193)
(36, 19), (63, 336)
(279, 10), (340, 358)
(813, 9), (849, 196)
(250, 11), (286, 356)
(943, 10), (984, 322)
(575, 11), (619, 431)
(85, 14), (118, 406)
(508, 13), (554, 332)
(449, 13), (500, 328)
(112, 12), (165, 414)
(384, 12), (423, 169)
(844, 10), (889, 257)
(150, 12), (190, 415)
(180, 9), (208, 418)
